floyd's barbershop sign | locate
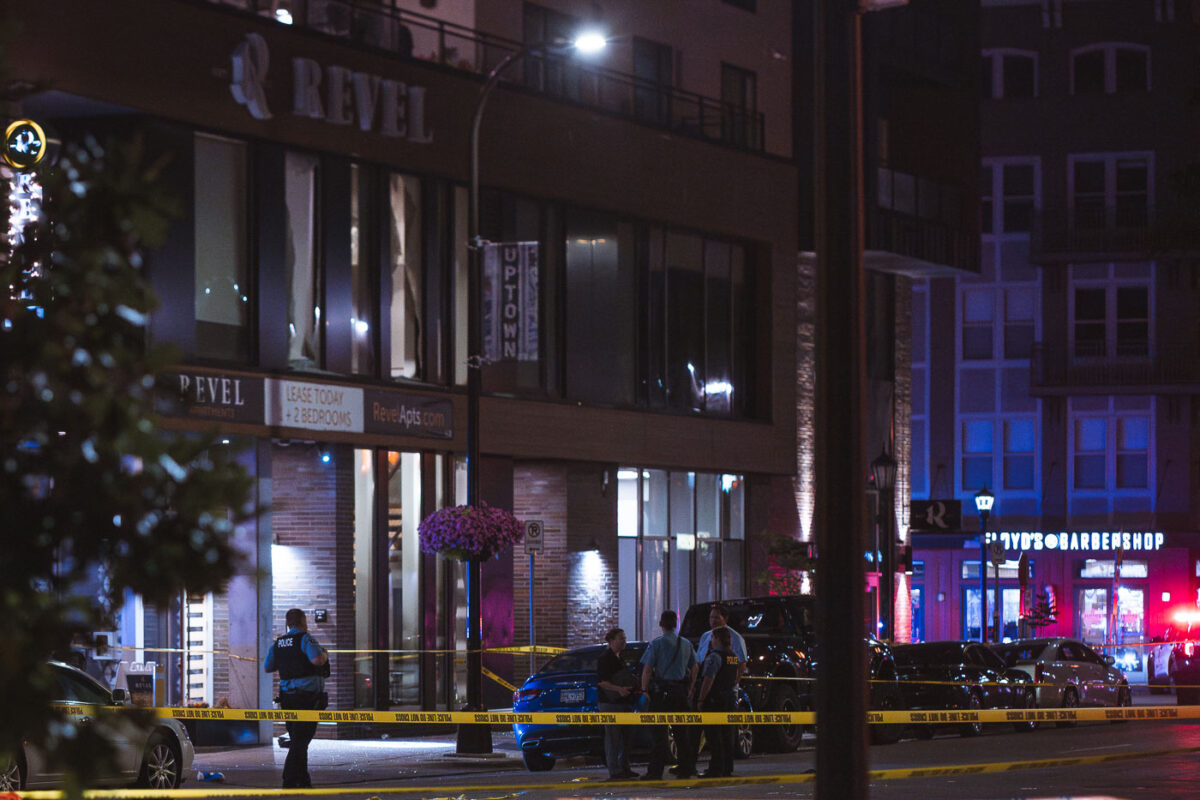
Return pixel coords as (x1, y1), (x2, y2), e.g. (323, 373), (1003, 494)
(229, 33), (432, 142)
(159, 372), (452, 440)
(986, 530), (1165, 553)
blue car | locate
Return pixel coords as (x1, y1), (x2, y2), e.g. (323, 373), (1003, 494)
(512, 642), (754, 772)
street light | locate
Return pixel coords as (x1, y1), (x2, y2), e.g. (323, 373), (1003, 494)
(871, 448), (897, 640)
(460, 30), (608, 756)
(974, 486), (995, 643)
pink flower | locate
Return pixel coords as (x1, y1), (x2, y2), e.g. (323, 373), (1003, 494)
(418, 502), (524, 561)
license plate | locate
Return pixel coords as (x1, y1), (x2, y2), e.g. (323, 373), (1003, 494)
(560, 689), (585, 705)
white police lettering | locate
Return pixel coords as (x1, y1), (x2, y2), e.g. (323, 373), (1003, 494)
(230, 34), (272, 120)
(279, 637), (293, 647)
(986, 530), (1164, 552)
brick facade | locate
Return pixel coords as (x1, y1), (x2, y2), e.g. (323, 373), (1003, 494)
(269, 443), (356, 738)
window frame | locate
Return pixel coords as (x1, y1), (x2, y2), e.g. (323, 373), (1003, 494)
(1066, 264), (1153, 361)
(1069, 43), (1152, 95)
(981, 157), (1041, 237)
(1067, 152), (1154, 233)
(1067, 396), (1155, 502)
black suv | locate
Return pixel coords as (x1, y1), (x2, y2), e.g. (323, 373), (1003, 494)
(680, 595), (903, 751)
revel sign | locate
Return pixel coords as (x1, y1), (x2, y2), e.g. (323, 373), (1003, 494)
(230, 33), (432, 142)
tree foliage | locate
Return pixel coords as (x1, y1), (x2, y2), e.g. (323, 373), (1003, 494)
(757, 533), (816, 596)
(0, 135), (253, 790)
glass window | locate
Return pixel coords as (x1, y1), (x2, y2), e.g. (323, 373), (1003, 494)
(720, 62), (758, 148)
(1002, 163), (1035, 233)
(962, 289), (994, 360)
(962, 419), (993, 491)
(705, 241), (733, 416)
(980, 166), (994, 234)
(1002, 54), (1036, 98)
(285, 151), (322, 369)
(666, 232), (705, 411)
(640, 539), (668, 639)
(1074, 417), (1106, 489)
(352, 449), (376, 708)
(1004, 287), (1036, 360)
(643, 228), (668, 409)
(1077, 588), (1108, 642)
(387, 451), (422, 708)
(1115, 160), (1149, 228)
(194, 134), (250, 361)
(1115, 48), (1148, 92)
(1004, 419), (1036, 490)
(350, 166), (377, 376)
(388, 174), (422, 379)
(1117, 416), (1149, 488)
(1073, 288), (1106, 358)
(643, 469), (669, 537)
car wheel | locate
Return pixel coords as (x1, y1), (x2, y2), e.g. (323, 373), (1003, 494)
(1013, 689), (1037, 733)
(869, 683), (903, 745)
(0, 753), (24, 791)
(137, 732), (182, 789)
(959, 690), (983, 738)
(522, 751), (555, 772)
(666, 725), (679, 763)
(734, 723), (754, 760)
(765, 686), (804, 753)
(1111, 685), (1132, 723)
(1056, 688), (1078, 728)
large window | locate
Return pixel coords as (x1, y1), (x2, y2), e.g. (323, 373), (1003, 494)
(617, 469), (746, 640)
(1071, 44), (1150, 95)
(1069, 396), (1153, 497)
(285, 151), (322, 369)
(1069, 266), (1151, 359)
(981, 160), (1038, 236)
(720, 62), (758, 148)
(642, 228), (754, 417)
(194, 134), (250, 361)
(387, 173), (423, 380)
(1071, 153), (1152, 232)
(633, 37), (673, 126)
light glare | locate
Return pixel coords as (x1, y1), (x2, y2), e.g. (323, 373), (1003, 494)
(573, 32), (607, 55)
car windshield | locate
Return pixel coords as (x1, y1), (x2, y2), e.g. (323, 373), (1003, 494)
(893, 643), (963, 667)
(538, 645), (644, 676)
(992, 642), (1047, 666)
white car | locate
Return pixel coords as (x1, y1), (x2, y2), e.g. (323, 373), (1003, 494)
(991, 638), (1131, 720)
(0, 661), (193, 791)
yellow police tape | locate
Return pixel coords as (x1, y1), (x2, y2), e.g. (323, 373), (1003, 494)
(53, 702), (1199, 726)
(14, 745), (1200, 798)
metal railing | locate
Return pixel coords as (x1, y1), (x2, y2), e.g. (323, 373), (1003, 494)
(200, 0), (767, 152)
(866, 207), (979, 273)
(1029, 341), (1200, 391)
(1031, 207), (1200, 260)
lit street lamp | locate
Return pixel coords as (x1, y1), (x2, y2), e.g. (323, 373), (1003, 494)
(871, 448), (897, 640)
(975, 486), (995, 643)
(459, 30), (608, 755)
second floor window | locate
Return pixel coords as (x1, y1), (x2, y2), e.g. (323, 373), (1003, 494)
(1071, 154), (1152, 231)
(1070, 398), (1153, 493)
(1072, 44), (1150, 94)
(981, 160), (1038, 235)
(1071, 273), (1150, 360)
(720, 63), (758, 148)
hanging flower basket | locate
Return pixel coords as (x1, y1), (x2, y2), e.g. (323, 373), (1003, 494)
(418, 502), (524, 562)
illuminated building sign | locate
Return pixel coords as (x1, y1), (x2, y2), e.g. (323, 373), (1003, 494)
(986, 530), (1164, 553)
(229, 33), (432, 142)
(3, 119), (47, 169)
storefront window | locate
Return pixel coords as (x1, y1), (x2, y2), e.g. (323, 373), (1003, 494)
(285, 152), (322, 369)
(963, 587), (995, 640)
(194, 134), (250, 361)
(387, 451), (422, 708)
(1078, 588), (1108, 642)
(618, 468), (748, 639)
(909, 586), (924, 642)
(352, 449), (376, 708)
(350, 166), (377, 376)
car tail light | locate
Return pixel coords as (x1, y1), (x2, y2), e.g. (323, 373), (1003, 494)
(1185, 641), (1196, 659)
(514, 688), (542, 704)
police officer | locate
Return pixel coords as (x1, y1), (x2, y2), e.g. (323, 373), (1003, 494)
(264, 608), (329, 789)
(695, 626), (738, 778)
(639, 610), (697, 780)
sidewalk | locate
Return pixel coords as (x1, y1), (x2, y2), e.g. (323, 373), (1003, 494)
(191, 730), (561, 788)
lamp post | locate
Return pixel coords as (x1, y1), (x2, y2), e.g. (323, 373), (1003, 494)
(871, 448), (897, 641)
(460, 30), (607, 755)
(974, 486), (995, 643)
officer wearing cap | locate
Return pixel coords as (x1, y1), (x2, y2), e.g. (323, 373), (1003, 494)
(264, 608), (328, 789)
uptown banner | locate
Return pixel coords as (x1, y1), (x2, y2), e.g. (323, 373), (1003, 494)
(482, 241), (539, 363)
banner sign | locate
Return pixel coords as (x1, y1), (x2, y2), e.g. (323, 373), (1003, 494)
(482, 242), (539, 362)
(159, 372), (453, 439)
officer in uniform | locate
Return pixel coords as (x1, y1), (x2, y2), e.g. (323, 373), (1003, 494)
(264, 608), (329, 789)
(638, 610), (697, 780)
(695, 626), (739, 778)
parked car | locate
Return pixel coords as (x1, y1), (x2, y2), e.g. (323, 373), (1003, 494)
(680, 596), (905, 751)
(512, 642), (753, 772)
(0, 661), (193, 791)
(991, 638), (1131, 725)
(1147, 618), (1200, 703)
(893, 641), (1037, 737)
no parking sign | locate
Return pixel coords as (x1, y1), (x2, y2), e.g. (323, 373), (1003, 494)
(524, 520), (544, 555)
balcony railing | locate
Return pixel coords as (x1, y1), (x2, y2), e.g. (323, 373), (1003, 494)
(1031, 206), (1200, 262)
(866, 207), (979, 273)
(1029, 341), (1200, 393)
(199, 0), (767, 152)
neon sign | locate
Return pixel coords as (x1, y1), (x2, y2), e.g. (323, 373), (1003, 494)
(986, 530), (1164, 552)
(3, 119), (47, 170)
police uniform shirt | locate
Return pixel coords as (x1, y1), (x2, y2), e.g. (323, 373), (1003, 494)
(264, 627), (326, 694)
(639, 631), (696, 681)
(696, 626), (747, 664)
